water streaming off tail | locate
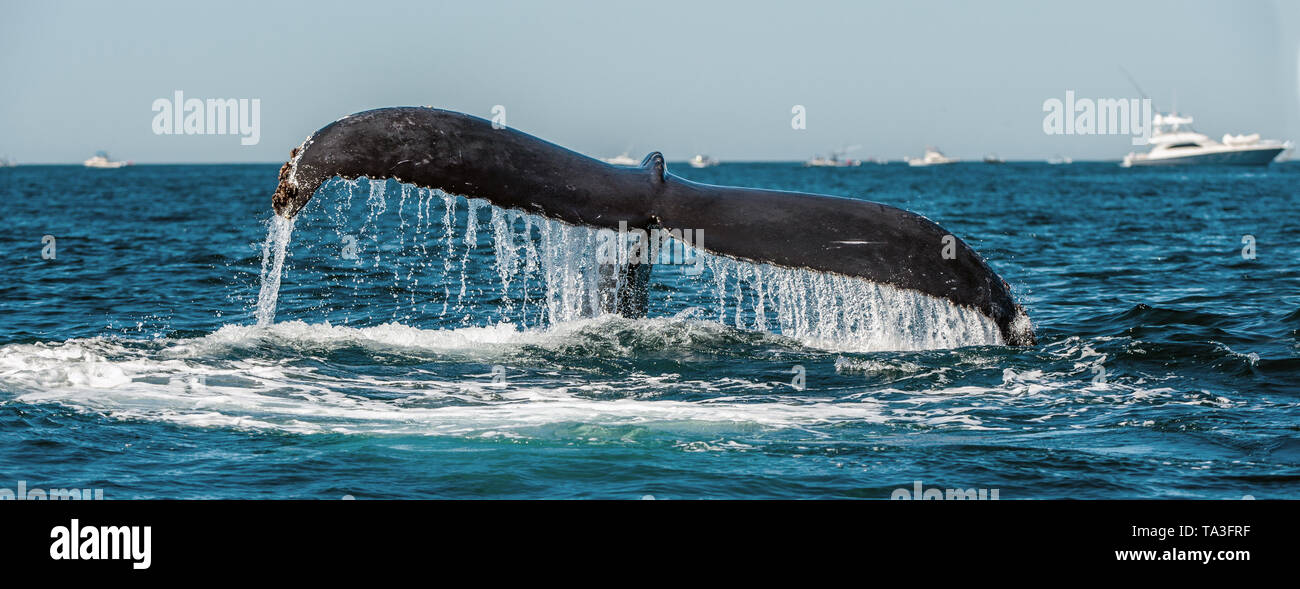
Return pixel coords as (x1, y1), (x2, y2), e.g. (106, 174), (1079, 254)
(267, 178), (1000, 351)
(254, 214), (295, 325)
(692, 257), (1001, 350)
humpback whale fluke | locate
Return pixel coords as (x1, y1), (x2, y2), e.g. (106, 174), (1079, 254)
(272, 107), (1034, 346)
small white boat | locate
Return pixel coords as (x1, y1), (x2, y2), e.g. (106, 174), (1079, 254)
(805, 146), (861, 167)
(1046, 155), (1073, 165)
(689, 154), (719, 168)
(983, 154), (1004, 164)
(906, 147), (957, 167)
(1121, 113), (1288, 167)
(84, 151), (130, 168)
(603, 152), (639, 166)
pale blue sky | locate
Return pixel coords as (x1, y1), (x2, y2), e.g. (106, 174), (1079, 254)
(2, 0), (1297, 163)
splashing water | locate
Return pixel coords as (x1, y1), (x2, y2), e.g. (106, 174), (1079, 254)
(255, 214), (295, 325)
(269, 178), (1000, 351)
(694, 256), (1002, 350)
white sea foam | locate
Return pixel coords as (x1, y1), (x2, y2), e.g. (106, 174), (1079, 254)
(0, 319), (1190, 440)
(0, 321), (882, 436)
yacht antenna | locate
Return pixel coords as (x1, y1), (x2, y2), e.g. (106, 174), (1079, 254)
(1119, 66), (1150, 102)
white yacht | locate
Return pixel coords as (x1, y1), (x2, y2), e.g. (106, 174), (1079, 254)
(689, 154), (719, 168)
(84, 151), (130, 168)
(805, 146), (861, 167)
(602, 152), (639, 166)
(1046, 155), (1072, 165)
(906, 147), (957, 167)
(805, 154), (859, 167)
(1121, 113), (1289, 167)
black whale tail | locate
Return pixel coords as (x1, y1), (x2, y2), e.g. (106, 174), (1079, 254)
(273, 107), (1034, 346)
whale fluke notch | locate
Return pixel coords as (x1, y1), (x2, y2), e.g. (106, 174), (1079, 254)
(272, 107), (1034, 346)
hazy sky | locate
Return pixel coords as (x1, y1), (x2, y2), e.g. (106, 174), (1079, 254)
(2, 0), (1298, 163)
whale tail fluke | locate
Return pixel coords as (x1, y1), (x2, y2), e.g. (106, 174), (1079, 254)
(272, 107), (1034, 346)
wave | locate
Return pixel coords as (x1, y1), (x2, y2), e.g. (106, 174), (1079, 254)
(0, 317), (1235, 442)
(0, 319), (885, 437)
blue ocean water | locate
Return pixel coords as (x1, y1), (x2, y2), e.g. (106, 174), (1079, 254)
(1, 161), (1296, 499)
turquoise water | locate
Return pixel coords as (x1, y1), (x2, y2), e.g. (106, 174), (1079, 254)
(1, 162), (1296, 498)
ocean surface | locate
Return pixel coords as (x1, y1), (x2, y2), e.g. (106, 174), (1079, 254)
(1, 161), (1297, 499)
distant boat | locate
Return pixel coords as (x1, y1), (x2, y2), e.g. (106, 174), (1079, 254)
(806, 145), (861, 167)
(983, 154), (1004, 164)
(84, 151), (130, 168)
(906, 147), (957, 167)
(1121, 112), (1289, 167)
(689, 154), (719, 168)
(603, 152), (639, 166)
(1046, 155), (1072, 165)
(0, 155), (14, 167)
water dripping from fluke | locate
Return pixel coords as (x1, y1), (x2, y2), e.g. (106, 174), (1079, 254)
(255, 214), (295, 326)
(261, 177), (1006, 352)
